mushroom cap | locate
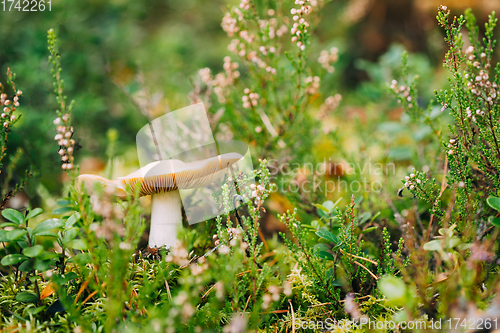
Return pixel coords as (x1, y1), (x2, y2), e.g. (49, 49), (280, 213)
(78, 152), (243, 198)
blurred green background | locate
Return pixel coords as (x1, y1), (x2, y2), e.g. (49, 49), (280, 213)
(1, 0), (500, 205)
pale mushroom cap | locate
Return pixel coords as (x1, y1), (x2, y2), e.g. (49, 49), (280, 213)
(120, 152), (243, 196)
(78, 152), (243, 198)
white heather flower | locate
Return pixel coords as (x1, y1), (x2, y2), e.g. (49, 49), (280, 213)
(448, 149), (454, 155)
(219, 245), (230, 255)
(10, 115), (15, 121)
(409, 185), (415, 190)
(16, 90), (22, 96)
(119, 242), (131, 250)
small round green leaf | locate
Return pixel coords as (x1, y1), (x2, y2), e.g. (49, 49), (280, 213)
(64, 212), (80, 229)
(23, 245), (44, 258)
(27, 306), (46, 315)
(1, 254), (28, 266)
(67, 239), (87, 250)
(1, 208), (24, 224)
(487, 197), (500, 212)
(378, 275), (407, 306)
(423, 240), (442, 251)
(490, 217), (500, 228)
(316, 229), (339, 244)
(15, 291), (38, 303)
(33, 219), (64, 235)
(25, 208), (43, 220)
(6, 229), (28, 242)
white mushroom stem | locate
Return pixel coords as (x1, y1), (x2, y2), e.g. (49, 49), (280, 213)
(149, 190), (182, 249)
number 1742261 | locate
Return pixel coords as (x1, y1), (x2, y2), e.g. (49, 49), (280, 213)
(1, 0), (51, 11)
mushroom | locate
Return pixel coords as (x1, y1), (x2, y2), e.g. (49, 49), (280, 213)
(78, 152), (243, 249)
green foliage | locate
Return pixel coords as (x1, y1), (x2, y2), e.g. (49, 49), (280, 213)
(2, 2), (500, 333)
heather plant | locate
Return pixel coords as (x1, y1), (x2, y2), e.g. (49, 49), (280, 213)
(370, 5), (500, 329)
(192, 0), (346, 210)
(0, 70), (35, 212)
(4, 2), (500, 333)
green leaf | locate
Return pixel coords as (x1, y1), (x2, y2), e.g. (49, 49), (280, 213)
(1, 254), (28, 266)
(68, 239), (87, 250)
(33, 219), (64, 235)
(56, 200), (71, 206)
(34, 258), (51, 271)
(64, 213), (80, 229)
(446, 236), (461, 249)
(15, 291), (38, 303)
(362, 226), (378, 234)
(1, 208), (24, 224)
(378, 275), (407, 306)
(318, 250), (335, 261)
(37, 251), (59, 261)
(316, 229), (339, 244)
(52, 207), (73, 215)
(27, 306), (46, 315)
(0, 222), (19, 228)
(35, 231), (58, 237)
(0, 229), (9, 242)
(63, 227), (79, 244)
(490, 217), (500, 228)
(312, 203), (329, 214)
(487, 196), (500, 212)
(25, 208), (43, 221)
(23, 245), (44, 258)
(423, 240), (442, 251)
(322, 200), (335, 212)
(52, 272), (78, 285)
(359, 212), (372, 224)
(69, 253), (92, 265)
(6, 229), (28, 242)
(18, 259), (33, 272)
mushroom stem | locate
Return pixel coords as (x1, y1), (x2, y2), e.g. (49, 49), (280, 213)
(149, 190), (182, 249)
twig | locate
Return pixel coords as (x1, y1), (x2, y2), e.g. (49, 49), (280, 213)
(353, 261), (378, 280)
(339, 248), (378, 266)
(288, 299), (295, 333)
